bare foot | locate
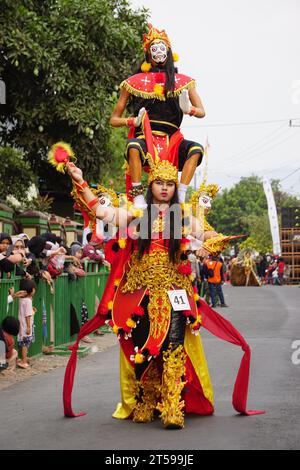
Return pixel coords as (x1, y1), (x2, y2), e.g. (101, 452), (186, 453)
(17, 360), (30, 369)
(81, 335), (94, 344)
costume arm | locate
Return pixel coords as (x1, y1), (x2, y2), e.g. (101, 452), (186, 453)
(66, 163), (134, 228)
(190, 215), (218, 241)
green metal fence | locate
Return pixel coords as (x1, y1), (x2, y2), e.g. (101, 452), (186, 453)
(0, 263), (109, 357)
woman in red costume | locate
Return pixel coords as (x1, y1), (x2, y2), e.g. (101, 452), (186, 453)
(63, 158), (264, 429)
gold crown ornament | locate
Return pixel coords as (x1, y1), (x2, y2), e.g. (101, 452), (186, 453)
(146, 155), (179, 186)
(142, 23), (172, 52)
(190, 181), (219, 214)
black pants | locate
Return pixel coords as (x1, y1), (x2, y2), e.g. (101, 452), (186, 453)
(132, 296), (185, 380)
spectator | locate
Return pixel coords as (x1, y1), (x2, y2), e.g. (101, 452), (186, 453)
(17, 279), (37, 369)
(27, 236), (47, 259)
(82, 233), (105, 263)
(65, 243), (86, 280)
(277, 257), (285, 285)
(272, 267), (280, 285)
(204, 255), (229, 308)
(0, 315), (20, 371)
(0, 233), (27, 278)
(258, 255), (268, 283)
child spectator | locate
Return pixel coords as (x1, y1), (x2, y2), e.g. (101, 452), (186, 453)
(0, 316), (20, 371)
(82, 233), (105, 263)
(66, 243), (86, 280)
(17, 279), (37, 369)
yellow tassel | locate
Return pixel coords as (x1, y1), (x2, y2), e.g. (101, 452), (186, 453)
(135, 353), (145, 364)
(132, 208), (144, 218)
(154, 84), (164, 96)
(172, 52), (179, 62)
(194, 293), (200, 301)
(107, 300), (114, 311)
(126, 318), (136, 329)
(114, 279), (121, 287)
(112, 325), (119, 335)
(141, 61), (152, 73)
(118, 238), (126, 249)
(48, 141), (74, 173)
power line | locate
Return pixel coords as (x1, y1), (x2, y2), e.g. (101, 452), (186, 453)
(182, 117), (299, 128)
(280, 167), (300, 182)
(223, 122), (287, 165)
(225, 128), (300, 168)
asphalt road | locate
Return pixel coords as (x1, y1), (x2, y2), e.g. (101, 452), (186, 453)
(0, 285), (299, 450)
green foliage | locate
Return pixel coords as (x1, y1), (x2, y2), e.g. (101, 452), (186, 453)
(0, 0), (148, 190)
(100, 125), (127, 191)
(239, 214), (273, 253)
(208, 175), (300, 252)
(27, 194), (54, 212)
(0, 146), (35, 203)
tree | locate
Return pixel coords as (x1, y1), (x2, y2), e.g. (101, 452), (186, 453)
(0, 146), (35, 203)
(0, 0), (148, 192)
(208, 175), (300, 252)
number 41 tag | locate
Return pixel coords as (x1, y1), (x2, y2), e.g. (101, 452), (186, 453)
(168, 289), (191, 311)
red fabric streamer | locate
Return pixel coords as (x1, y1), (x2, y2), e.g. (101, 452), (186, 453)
(199, 300), (265, 416)
(125, 111), (184, 198)
(63, 236), (134, 417)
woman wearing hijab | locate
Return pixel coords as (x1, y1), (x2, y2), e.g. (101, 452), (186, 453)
(0, 233), (27, 278)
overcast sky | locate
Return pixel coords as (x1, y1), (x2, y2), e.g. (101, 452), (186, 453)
(129, 0), (300, 196)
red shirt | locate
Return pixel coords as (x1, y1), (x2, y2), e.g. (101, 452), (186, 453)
(3, 332), (14, 359)
(278, 261), (285, 274)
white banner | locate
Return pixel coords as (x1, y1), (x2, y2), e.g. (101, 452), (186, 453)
(263, 177), (281, 255)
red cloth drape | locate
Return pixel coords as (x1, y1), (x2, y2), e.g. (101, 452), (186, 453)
(199, 300), (265, 416)
(125, 112), (184, 197)
(63, 238), (134, 417)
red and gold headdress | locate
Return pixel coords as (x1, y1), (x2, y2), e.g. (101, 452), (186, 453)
(142, 23), (172, 52)
(146, 155), (178, 186)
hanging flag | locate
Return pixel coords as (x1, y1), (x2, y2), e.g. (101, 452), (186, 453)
(263, 177), (281, 255)
(42, 300), (48, 339)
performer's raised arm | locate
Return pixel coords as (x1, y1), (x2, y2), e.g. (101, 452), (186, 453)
(110, 88), (146, 129)
(179, 88), (206, 118)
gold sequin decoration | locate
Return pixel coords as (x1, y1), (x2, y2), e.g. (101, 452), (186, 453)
(122, 250), (193, 339)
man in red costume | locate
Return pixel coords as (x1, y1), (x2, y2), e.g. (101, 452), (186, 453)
(110, 24), (206, 209)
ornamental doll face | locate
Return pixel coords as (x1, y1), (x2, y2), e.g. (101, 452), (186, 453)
(98, 193), (112, 208)
(198, 193), (212, 213)
(149, 40), (168, 64)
